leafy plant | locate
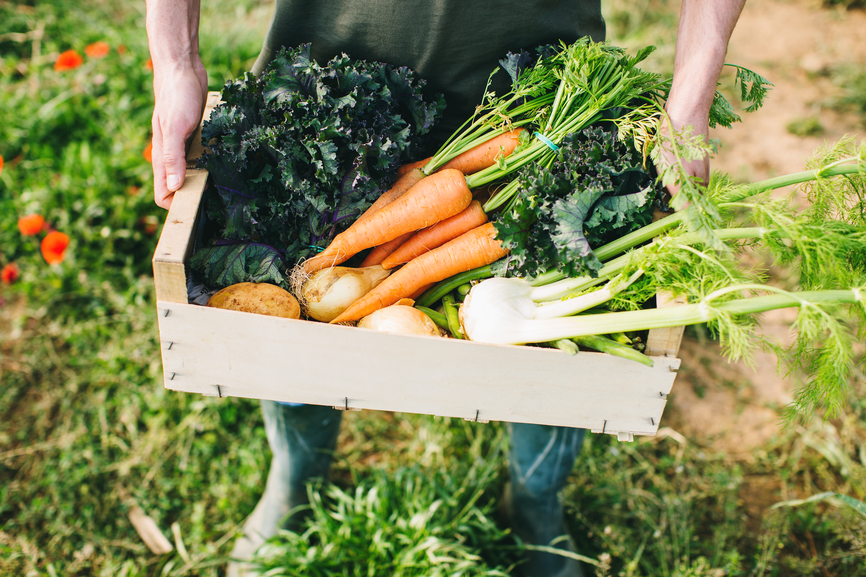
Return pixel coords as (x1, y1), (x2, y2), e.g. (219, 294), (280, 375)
(193, 44), (445, 289)
(250, 456), (516, 576)
(494, 124), (665, 279)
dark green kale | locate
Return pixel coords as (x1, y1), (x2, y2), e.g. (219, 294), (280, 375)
(494, 125), (664, 279)
(194, 44), (445, 289)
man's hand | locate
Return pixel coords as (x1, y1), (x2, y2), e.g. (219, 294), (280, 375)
(662, 0), (746, 200)
(145, 0), (206, 209)
(151, 61), (208, 209)
(658, 98), (711, 200)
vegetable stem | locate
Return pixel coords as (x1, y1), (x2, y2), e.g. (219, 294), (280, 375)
(442, 295), (464, 339)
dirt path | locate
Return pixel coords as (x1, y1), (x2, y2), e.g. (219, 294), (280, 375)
(668, 0), (866, 452)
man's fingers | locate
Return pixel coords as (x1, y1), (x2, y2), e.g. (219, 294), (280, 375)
(161, 126), (188, 194)
(151, 131), (175, 210)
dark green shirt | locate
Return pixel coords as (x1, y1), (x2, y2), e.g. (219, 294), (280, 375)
(253, 0), (605, 143)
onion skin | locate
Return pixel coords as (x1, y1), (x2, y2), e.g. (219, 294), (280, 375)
(301, 265), (390, 322)
(357, 305), (443, 337)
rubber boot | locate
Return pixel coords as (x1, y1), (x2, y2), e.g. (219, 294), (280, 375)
(227, 401), (342, 577)
(504, 423), (587, 577)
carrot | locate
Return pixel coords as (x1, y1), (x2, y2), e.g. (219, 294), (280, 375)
(380, 201), (488, 269)
(307, 168), (426, 268)
(302, 168), (472, 274)
(356, 168), (426, 226)
(330, 222), (508, 323)
(396, 157), (432, 177)
(409, 283), (435, 300)
(439, 128), (525, 175)
(360, 231), (415, 267)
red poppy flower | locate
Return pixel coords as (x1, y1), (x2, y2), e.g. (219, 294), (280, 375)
(17, 214), (45, 236)
(144, 58), (153, 71)
(41, 231), (70, 265)
(1, 263), (19, 284)
(117, 45), (127, 55)
(85, 41), (110, 59)
(54, 50), (84, 72)
(143, 142), (153, 163)
(0, 154), (4, 177)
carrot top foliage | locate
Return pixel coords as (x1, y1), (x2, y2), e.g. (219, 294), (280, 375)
(193, 44), (445, 289)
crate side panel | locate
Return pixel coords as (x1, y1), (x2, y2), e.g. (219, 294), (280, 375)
(645, 291), (688, 357)
(157, 302), (678, 434)
(152, 170), (208, 303)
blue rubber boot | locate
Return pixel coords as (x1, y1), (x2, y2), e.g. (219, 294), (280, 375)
(505, 423), (586, 577)
(227, 401), (342, 576)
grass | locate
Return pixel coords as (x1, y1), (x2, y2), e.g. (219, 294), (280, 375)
(2, 0), (866, 575)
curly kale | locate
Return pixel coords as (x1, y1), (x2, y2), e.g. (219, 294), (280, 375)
(494, 125), (665, 279)
(191, 44), (445, 289)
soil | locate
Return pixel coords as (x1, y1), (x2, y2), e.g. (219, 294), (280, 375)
(666, 0), (866, 454)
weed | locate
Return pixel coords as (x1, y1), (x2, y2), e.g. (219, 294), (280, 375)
(786, 116), (825, 137)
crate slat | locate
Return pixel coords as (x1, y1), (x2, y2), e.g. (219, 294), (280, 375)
(157, 300), (679, 436)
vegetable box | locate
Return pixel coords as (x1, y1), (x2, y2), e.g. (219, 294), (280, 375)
(152, 92), (684, 442)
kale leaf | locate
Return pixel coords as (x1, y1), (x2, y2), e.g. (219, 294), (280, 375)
(494, 125), (664, 279)
(193, 44), (445, 289)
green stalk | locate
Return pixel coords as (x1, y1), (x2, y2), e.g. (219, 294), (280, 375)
(530, 227), (768, 302)
(441, 295), (464, 339)
(416, 306), (448, 330)
(525, 157), (864, 290)
(415, 265), (496, 308)
(511, 289), (860, 344)
(572, 335), (654, 367)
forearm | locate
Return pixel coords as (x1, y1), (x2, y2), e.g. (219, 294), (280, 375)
(666, 0), (746, 129)
(145, 0), (208, 208)
(145, 0), (202, 71)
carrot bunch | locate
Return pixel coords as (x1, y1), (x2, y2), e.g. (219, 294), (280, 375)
(297, 130), (524, 324)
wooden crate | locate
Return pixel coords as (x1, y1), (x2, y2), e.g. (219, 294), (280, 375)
(152, 92), (684, 442)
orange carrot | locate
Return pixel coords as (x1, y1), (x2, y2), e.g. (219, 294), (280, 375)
(409, 283), (435, 300)
(380, 201), (488, 269)
(302, 169), (472, 274)
(439, 128), (525, 175)
(356, 168), (426, 226)
(360, 231), (415, 267)
(308, 168), (425, 268)
(396, 157), (432, 177)
(330, 222), (508, 323)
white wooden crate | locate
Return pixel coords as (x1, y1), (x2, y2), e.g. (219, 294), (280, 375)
(152, 92), (684, 441)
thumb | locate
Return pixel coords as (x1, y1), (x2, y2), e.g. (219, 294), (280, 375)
(162, 130), (188, 193)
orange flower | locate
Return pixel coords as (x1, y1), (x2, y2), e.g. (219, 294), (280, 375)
(143, 142), (153, 163)
(41, 231), (70, 265)
(144, 58), (153, 71)
(17, 214), (45, 236)
(117, 45), (127, 55)
(0, 154), (4, 177)
(85, 41), (110, 59)
(1, 263), (19, 284)
(54, 50), (84, 72)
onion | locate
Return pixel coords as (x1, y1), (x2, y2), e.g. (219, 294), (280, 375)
(357, 305), (443, 337)
(297, 265), (390, 322)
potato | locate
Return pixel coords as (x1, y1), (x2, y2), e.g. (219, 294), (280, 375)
(206, 282), (301, 319)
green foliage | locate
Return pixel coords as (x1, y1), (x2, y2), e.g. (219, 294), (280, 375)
(194, 44), (445, 289)
(250, 424), (516, 576)
(727, 64), (774, 115)
(495, 125), (664, 279)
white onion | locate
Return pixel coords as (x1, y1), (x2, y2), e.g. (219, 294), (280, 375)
(298, 265), (390, 322)
(357, 305), (443, 337)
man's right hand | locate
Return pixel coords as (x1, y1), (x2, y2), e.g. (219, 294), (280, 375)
(151, 61), (208, 209)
